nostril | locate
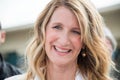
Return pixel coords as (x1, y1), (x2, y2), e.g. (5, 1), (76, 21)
(68, 49), (72, 53)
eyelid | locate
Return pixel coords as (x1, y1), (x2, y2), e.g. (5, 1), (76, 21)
(52, 25), (62, 30)
(72, 30), (81, 35)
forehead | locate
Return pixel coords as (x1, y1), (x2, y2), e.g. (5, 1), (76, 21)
(51, 6), (75, 19)
(48, 6), (79, 27)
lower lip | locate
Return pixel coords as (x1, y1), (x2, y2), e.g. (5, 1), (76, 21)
(53, 46), (70, 56)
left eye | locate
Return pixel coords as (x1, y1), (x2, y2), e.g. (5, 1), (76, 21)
(72, 30), (81, 35)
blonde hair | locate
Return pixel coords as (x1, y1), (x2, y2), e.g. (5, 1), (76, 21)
(26, 0), (112, 80)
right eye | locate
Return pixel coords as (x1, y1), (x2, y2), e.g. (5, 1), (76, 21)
(52, 25), (62, 30)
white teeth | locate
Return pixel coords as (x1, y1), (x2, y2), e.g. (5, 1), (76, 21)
(55, 46), (70, 53)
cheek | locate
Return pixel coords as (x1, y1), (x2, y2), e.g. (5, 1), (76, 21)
(45, 29), (58, 50)
(72, 37), (83, 51)
(45, 30), (57, 43)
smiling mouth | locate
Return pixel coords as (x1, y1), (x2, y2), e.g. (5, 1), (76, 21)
(53, 45), (72, 53)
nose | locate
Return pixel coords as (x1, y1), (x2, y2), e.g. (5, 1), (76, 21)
(58, 33), (71, 46)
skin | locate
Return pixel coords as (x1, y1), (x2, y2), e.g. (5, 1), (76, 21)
(45, 6), (83, 80)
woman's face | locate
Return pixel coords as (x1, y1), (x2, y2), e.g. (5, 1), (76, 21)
(45, 6), (83, 66)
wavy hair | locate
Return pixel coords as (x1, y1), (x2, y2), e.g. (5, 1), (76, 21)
(26, 0), (112, 80)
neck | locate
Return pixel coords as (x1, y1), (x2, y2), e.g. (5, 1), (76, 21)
(46, 61), (77, 80)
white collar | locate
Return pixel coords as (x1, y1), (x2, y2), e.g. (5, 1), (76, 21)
(75, 70), (83, 80)
(34, 70), (83, 80)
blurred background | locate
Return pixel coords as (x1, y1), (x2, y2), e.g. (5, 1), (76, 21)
(0, 0), (120, 70)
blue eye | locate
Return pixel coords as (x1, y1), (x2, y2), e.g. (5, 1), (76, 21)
(52, 25), (62, 30)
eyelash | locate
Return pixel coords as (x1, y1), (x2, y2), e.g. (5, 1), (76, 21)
(72, 30), (81, 35)
(52, 25), (81, 35)
(52, 25), (62, 30)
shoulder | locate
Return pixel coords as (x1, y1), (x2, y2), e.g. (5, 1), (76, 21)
(4, 73), (27, 80)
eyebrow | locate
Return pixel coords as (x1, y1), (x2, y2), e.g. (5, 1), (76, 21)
(52, 22), (63, 25)
(47, 22), (63, 27)
(72, 27), (80, 30)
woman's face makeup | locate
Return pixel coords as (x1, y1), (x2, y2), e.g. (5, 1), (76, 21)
(45, 6), (83, 65)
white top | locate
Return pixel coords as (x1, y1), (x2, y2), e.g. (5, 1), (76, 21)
(5, 70), (84, 80)
(34, 70), (83, 80)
